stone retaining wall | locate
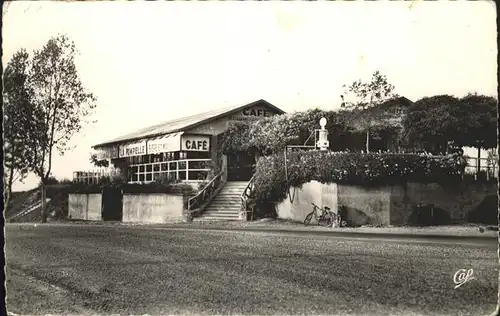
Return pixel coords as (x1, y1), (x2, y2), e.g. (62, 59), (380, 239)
(122, 193), (184, 224)
(276, 181), (497, 226)
(68, 194), (102, 221)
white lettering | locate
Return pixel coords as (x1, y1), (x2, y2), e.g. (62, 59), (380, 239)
(453, 268), (475, 289)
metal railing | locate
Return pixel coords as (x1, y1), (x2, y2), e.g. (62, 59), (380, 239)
(464, 157), (497, 179)
(128, 158), (211, 183)
(187, 170), (226, 213)
(240, 174), (257, 220)
(73, 168), (122, 184)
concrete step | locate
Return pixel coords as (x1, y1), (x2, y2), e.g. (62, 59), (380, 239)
(204, 209), (240, 214)
(205, 208), (240, 213)
(203, 213), (240, 218)
(209, 199), (241, 204)
(219, 189), (246, 193)
(193, 217), (241, 222)
(217, 191), (243, 197)
(208, 205), (240, 210)
(201, 214), (240, 220)
(211, 196), (241, 200)
(214, 197), (242, 201)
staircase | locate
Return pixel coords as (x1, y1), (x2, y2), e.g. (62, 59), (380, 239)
(194, 181), (247, 221)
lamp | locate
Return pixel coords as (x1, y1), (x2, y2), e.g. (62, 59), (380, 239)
(316, 117), (329, 151)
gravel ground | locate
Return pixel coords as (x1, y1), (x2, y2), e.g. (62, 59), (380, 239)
(5, 224), (498, 315)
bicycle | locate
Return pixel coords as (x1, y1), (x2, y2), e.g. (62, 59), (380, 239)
(304, 203), (340, 227)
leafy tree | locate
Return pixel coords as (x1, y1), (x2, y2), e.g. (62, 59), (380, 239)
(403, 93), (497, 172)
(402, 95), (463, 154)
(221, 109), (354, 156)
(23, 34), (97, 222)
(341, 70), (397, 153)
(3, 49), (35, 208)
(90, 153), (110, 168)
(457, 93), (497, 172)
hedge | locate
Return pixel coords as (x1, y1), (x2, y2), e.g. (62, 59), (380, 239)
(66, 181), (196, 195)
(252, 151), (467, 205)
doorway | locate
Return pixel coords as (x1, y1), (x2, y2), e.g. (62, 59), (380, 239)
(227, 151), (255, 181)
(101, 187), (123, 221)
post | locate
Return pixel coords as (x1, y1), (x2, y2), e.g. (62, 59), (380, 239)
(477, 147), (481, 177)
(366, 128), (370, 153)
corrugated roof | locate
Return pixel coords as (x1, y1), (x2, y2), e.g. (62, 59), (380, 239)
(93, 99), (284, 148)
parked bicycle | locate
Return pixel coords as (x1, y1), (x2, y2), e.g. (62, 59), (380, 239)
(304, 203), (340, 227)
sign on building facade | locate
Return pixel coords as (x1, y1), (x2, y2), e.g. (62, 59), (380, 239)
(230, 105), (277, 122)
(119, 140), (147, 157)
(181, 135), (211, 151)
(147, 133), (183, 154)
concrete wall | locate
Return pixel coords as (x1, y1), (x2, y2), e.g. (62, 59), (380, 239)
(389, 182), (497, 225)
(277, 181), (497, 226)
(122, 193), (184, 224)
(276, 181), (337, 223)
(337, 185), (391, 226)
(68, 194), (102, 221)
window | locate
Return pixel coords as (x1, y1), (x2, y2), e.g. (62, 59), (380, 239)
(187, 151), (211, 159)
(126, 150), (212, 183)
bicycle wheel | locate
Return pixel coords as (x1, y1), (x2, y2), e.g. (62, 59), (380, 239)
(321, 217), (332, 227)
(304, 212), (314, 226)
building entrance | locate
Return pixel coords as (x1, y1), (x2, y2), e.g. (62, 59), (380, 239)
(227, 151), (255, 181)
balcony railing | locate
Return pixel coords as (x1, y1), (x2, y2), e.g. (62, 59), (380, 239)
(464, 157), (497, 180)
(128, 158), (212, 183)
(73, 168), (122, 184)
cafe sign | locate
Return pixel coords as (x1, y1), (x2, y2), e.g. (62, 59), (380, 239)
(181, 135), (210, 152)
(231, 106), (277, 121)
(119, 140), (147, 157)
(242, 107), (273, 118)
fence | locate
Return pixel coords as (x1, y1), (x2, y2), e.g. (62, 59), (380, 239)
(127, 158), (211, 183)
(73, 168), (122, 184)
(464, 157), (497, 180)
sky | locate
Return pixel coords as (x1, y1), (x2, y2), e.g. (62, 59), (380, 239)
(2, 1), (497, 191)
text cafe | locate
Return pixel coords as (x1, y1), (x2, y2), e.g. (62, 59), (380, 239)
(89, 99), (285, 183)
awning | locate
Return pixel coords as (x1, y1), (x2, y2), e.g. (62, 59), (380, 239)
(146, 132), (184, 154)
(119, 140), (147, 158)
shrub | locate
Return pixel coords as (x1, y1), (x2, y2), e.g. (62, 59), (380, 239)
(252, 151), (466, 206)
(66, 181), (196, 196)
(221, 108), (405, 155)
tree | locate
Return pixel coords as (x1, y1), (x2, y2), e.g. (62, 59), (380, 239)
(3, 49), (35, 208)
(403, 93), (497, 168)
(24, 34), (97, 222)
(341, 70), (397, 153)
(90, 153), (110, 168)
(403, 95), (463, 154)
(457, 94), (497, 174)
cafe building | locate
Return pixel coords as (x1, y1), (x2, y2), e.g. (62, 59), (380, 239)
(87, 99), (285, 184)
